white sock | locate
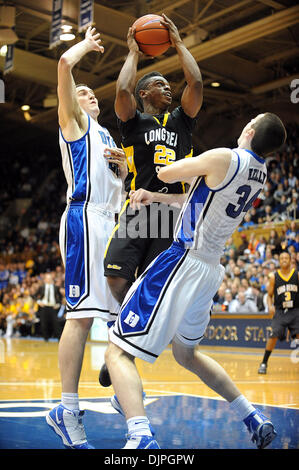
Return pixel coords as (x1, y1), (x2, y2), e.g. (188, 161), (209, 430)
(61, 393), (79, 411)
(127, 416), (152, 437)
(230, 395), (256, 421)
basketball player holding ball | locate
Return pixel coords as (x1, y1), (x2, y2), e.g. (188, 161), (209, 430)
(100, 14), (203, 387)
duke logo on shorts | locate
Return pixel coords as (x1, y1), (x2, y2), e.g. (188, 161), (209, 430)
(69, 285), (80, 298)
(124, 311), (140, 328)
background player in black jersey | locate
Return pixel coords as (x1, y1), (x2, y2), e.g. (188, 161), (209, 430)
(99, 15), (203, 386)
(258, 250), (299, 374)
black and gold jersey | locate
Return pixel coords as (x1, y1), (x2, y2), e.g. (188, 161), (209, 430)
(274, 269), (299, 310)
(117, 106), (199, 195)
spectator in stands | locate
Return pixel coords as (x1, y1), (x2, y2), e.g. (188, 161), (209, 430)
(240, 212), (255, 230)
(281, 178), (292, 200)
(262, 248), (279, 269)
(237, 233), (248, 257)
(288, 169), (297, 189)
(222, 290), (234, 312)
(286, 193), (299, 220)
(34, 272), (63, 341)
(273, 183), (284, 205)
(229, 291), (258, 314)
(249, 207), (259, 224)
(267, 229), (281, 255)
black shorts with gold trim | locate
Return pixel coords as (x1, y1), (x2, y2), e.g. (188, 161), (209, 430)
(104, 200), (181, 282)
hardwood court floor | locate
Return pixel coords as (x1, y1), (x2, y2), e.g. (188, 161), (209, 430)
(0, 337), (298, 405)
(0, 337), (298, 449)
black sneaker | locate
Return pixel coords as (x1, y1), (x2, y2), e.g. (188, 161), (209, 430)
(99, 363), (111, 387)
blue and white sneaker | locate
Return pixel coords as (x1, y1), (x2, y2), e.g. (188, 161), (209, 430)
(46, 404), (94, 449)
(111, 392), (156, 436)
(111, 392), (146, 417)
(123, 433), (160, 449)
(243, 409), (277, 449)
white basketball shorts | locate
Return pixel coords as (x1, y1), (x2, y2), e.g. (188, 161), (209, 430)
(109, 242), (225, 362)
(59, 201), (120, 321)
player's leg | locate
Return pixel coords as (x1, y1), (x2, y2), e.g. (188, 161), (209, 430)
(106, 275), (131, 305)
(105, 342), (159, 449)
(46, 206), (103, 449)
(172, 339), (241, 401)
(58, 317), (93, 392)
(258, 310), (288, 374)
(258, 337), (278, 374)
(172, 340), (277, 449)
(102, 209), (151, 386)
(46, 317), (94, 448)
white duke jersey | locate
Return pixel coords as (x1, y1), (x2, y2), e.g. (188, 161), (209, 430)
(174, 148), (267, 264)
(59, 113), (122, 213)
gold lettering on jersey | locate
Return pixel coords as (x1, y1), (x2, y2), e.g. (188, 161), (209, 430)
(145, 128), (178, 147)
(277, 284), (298, 295)
(248, 168), (267, 184)
(107, 264), (122, 270)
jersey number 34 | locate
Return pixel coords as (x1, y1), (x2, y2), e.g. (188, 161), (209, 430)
(225, 184), (261, 219)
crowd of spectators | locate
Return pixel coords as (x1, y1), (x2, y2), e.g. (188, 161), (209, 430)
(0, 265), (65, 339)
(0, 122), (298, 337)
(213, 221), (299, 314)
(238, 124), (299, 228)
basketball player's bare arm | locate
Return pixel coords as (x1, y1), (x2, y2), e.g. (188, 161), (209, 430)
(57, 26), (104, 133)
(267, 273), (275, 317)
(161, 14), (203, 118)
(114, 27), (140, 122)
(129, 188), (187, 210)
(158, 148), (232, 188)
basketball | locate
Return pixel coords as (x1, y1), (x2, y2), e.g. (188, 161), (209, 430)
(132, 14), (171, 57)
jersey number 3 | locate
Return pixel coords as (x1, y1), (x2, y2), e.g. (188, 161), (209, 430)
(225, 184), (261, 219)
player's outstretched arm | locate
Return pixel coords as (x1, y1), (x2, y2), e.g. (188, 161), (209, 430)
(161, 14), (203, 118)
(129, 188), (187, 210)
(114, 27), (140, 122)
(158, 148), (232, 187)
(57, 26), (104, 130)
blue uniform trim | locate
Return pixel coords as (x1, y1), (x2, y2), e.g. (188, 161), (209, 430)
(117, 244), (188, 338)
(243, 148), (265, 164)
(175, 177), (210, 248)
(65, 204), (87, 307)
(69, 138), (88, 201)
(64, 133), (92, 308)
(112, 330), (159, 359)
(59, 114), (91, 144)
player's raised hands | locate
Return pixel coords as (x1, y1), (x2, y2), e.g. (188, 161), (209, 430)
(160, 14), (182, 47)
(85, 26), (104, 53)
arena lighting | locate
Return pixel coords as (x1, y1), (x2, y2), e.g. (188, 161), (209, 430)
(0, 45), (7, 56)
(211, 82), (221, 87)
(21, 104), (30, 111)
(60, 25), (75, 41)
(23, 111), (31, 121)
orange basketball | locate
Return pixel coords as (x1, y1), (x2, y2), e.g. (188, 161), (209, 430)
(132, 14), (171, 57)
